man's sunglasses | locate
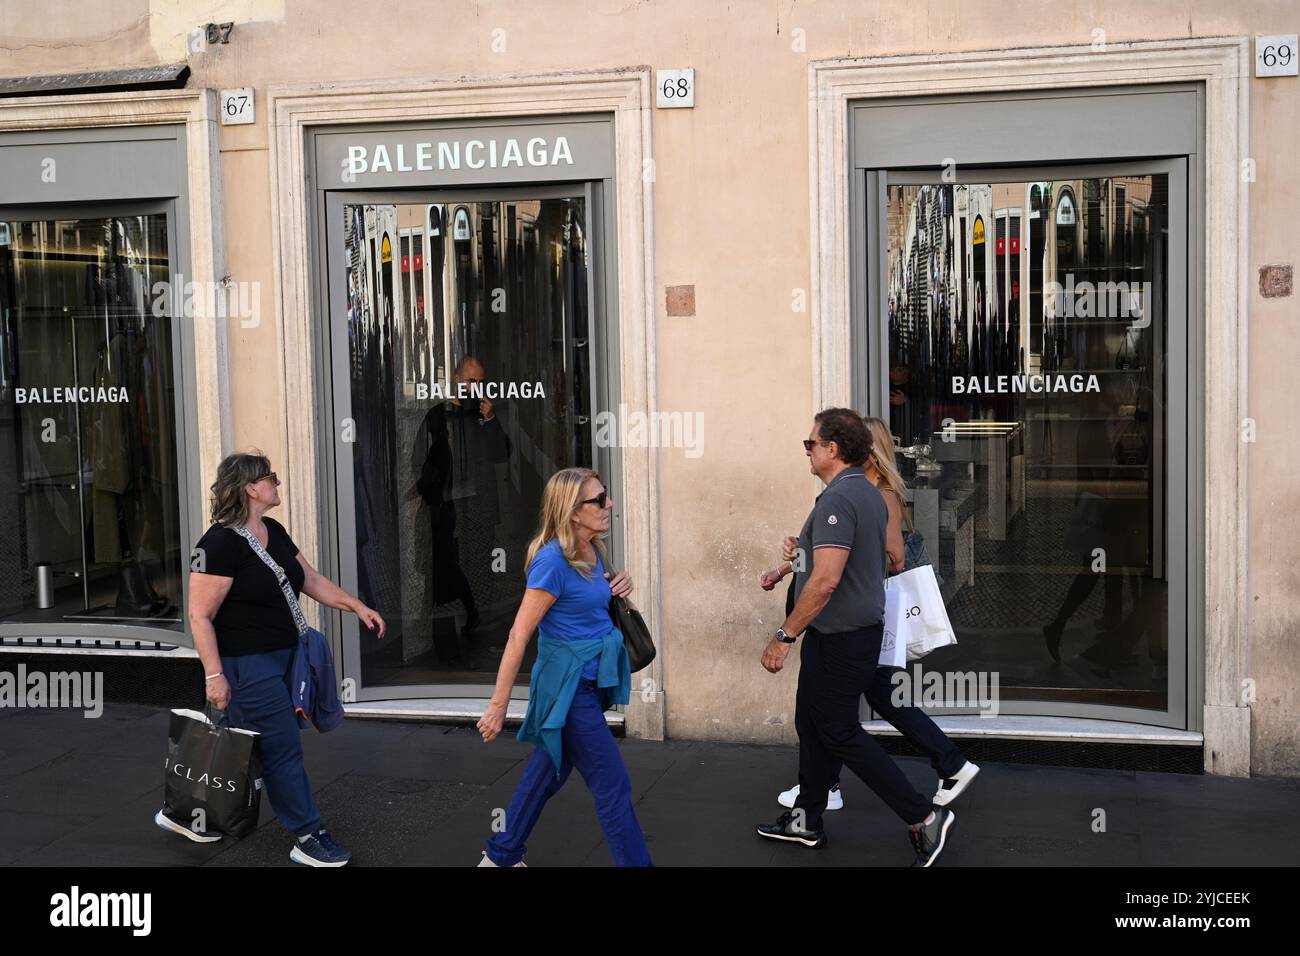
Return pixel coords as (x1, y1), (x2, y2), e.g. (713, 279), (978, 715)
(580, 489), (610, 508)
(802, 439), (831, 452)
(253, 472), (280, 486)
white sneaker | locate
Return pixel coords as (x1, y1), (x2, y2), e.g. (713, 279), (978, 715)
(477, 851), (526, 867)
(154, 809), (222, 844)
(932, 761), (980, 807)
(776, 783), (843, 810)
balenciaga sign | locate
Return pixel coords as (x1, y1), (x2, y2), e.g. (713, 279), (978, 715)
(315, 119), (614, 187)
(345, 135), (574, 175)
(953, 374), (1102, 395)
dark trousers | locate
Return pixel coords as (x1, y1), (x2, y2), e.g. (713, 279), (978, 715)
(793, 625), (932, 830)
(866, 667), (967, 777)
(822, 667), (968, 788)
(222, 648), (322, 839)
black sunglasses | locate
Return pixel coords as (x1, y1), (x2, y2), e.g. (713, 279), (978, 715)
(580, 488), (610, 508)
(802, 439), (831, 452)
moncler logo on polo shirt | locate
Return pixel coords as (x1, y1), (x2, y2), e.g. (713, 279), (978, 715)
(827, 515), (838, 525)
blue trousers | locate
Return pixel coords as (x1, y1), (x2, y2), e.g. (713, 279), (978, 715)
(221, 648), (322, 838)
(487, 679), (653, 867)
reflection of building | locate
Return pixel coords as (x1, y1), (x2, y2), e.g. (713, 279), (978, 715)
(340, 191), (594, 687)
(882, 172), (1167, 718)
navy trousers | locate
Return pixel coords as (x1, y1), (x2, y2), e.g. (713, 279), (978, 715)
(821, 667), (968, 789)
(221, 648), (322, 838)
(793, 625), (933, 830)
(487, 679), (653, 867)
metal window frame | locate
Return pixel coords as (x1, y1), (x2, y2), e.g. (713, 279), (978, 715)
(0, 180), (198, 643)
(311, 169), (620, 703)
(849, 88), (1203, 731)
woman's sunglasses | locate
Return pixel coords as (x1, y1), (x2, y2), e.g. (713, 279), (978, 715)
(253, 472), (280, 486)
(580, 489), (610, 508)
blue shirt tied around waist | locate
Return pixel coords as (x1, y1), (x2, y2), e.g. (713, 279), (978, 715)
(518, 629), (631, 778)
(516, 539), (631, 776)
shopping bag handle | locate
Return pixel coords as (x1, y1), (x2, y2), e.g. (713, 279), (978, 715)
(203, 700), (231, 730)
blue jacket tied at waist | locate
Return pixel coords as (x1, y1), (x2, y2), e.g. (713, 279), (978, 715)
(518, 627), (630, 777)
(291, 627), (344, 733)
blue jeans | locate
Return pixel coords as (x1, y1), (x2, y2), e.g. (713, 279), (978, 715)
(221, 648), (322, 838)
(487, 679), (653, 867)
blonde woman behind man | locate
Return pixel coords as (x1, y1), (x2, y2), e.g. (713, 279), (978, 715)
(765, 416), (978, 813)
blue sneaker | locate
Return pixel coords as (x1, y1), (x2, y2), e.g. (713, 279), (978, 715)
(290, 828), (352, 867)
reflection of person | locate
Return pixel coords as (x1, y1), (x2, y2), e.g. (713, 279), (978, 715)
(413, 356), (510, 659)
(475, 468), (651, 867)
(1076, 383), (1164, 669)
(1043, 382), (1154, 664)
(763, 415), (977, 816)
(755, 409), (955, 866)
(171, 452), (384, 866)
(413, 294), (428, 383)
(889, 364), (910, 408)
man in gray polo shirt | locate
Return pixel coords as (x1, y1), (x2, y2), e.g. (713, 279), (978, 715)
(756, 407), (956, 866)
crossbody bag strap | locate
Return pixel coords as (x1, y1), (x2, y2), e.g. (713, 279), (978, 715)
(234, 526), (309, 637)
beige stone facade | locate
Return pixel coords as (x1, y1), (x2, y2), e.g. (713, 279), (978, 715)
(1, 1), (1296, 777)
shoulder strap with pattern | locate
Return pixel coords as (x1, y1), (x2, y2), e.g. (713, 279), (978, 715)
(233, 526), (309, 637)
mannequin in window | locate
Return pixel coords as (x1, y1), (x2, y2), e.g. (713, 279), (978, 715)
(89, 304), (169, 618)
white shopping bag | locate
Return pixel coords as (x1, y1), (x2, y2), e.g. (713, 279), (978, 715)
(880, 588), (908, 668)
(885, 565), (957, 661)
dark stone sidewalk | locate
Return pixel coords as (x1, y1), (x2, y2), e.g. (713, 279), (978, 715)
(2, 703), (1297, 867)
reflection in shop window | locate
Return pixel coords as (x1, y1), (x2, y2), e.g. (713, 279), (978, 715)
(341, 198), (591, 688)
(885, 176), (1168, 710)
(0, 215), (183, 628)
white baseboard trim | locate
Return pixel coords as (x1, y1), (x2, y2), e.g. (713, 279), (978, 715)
(862, 714), (1201, 746)
(345, 697), (625, 726)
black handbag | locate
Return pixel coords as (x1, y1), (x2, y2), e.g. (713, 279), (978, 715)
(609, 594), (656, 673)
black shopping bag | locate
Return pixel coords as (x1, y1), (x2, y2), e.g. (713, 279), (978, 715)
(162, 707), (263, 838)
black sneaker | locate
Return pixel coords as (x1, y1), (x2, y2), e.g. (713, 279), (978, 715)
(909, 807), (955, 867)
(756, 811), (826, 848)
(154, 809), (222, 844)
(290, 828), (352, 867)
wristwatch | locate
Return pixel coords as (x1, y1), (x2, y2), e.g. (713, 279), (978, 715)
(775, 627), (798, 644)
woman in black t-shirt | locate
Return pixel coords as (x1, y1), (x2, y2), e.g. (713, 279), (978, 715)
(156, 451), (384, 867)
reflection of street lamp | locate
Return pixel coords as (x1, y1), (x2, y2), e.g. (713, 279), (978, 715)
(452, 206), (471, 241)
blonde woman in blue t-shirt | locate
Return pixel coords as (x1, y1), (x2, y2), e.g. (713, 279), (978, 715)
(475, 467), (652, 867)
